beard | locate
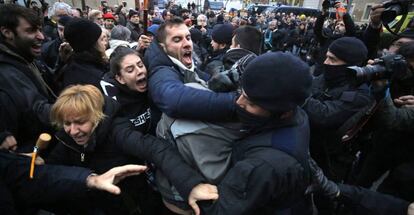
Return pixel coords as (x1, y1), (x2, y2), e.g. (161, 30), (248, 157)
(13, 34), (41, 62)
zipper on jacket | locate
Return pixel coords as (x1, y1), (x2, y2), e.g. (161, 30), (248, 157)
(55, 135), (86, 163)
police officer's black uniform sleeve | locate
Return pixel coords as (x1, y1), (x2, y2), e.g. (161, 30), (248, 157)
(338, 183), (410, 215)
(0, 151), (92, 207)
(110, 117), (206, 200)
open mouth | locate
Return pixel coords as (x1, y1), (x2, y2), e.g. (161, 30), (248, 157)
(182, 51), (192, 66)
(32, 44), (42, 54)
(73, 134), (87, 144)
(136, 77), (147, 91)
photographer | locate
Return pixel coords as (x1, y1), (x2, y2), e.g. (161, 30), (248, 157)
(363, 3), (414, 58)
(313, 0), (356, 75)
(356, 42), (414, 202)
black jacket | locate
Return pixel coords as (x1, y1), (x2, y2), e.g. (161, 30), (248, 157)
(48, 97), (205, 200)
(0, 150), (92, 214)
(222, 48), (255, 70)
(203, 48), (228, 76)
(41, 37), (62, 70)
(100, 73), (154, 134)
(126, 21), (143, 42)
(61, 53), (108, 91)
(303, 75), (374, 180)
(304, 75), (374, 129)
(201, 108), (312, 215)
(0, 43), (54, 152)
(47, 97), (140, 172)
(338, 183), (410, 215)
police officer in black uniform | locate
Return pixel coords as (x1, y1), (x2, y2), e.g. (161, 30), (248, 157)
(303, 37), (375, 181)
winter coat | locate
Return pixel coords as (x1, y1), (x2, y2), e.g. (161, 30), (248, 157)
(0, 43), (54, 152)
(304, 75), (374, 129)
(144, 41), (236, 121)
(201, 108), (312, 215)
(337, 183), (410, 215)
(0, 150), (94, 214)
(61, 53), (108, 91)
(41, 37), (62, 70)
(303, 75), (374, 180)
(126, 21), (143, 42)
(222, 48), (255, 70)
(203, 48), (227, 76)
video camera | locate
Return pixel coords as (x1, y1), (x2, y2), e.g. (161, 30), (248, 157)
(381, 0), (413, 35)
(347, 54), (409, 83)
(381, 0), (412, 23)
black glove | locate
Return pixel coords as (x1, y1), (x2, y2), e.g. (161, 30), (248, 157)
(208, 71), (238, 92)
(306, 158), (340, 200)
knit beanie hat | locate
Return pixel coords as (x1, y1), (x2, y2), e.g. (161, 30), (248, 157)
(242, 52), (312, 113)
(152, 17), (163, 25)
(190, 28), (202, 43)
(64, 18), (102, 52)
(148, 24), (160, 36)
(212, 23), (234, 45)
(328, 37), (368, 65)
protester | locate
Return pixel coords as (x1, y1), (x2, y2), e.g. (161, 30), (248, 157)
(103, 12), (116, 31)
(101, 46), (154, 133)
(126, 9), (142, 42)
(88, 9), (104, 26)
(144, 17), (236, 121)
(202, 23), (233, 75)
(0, 4), (55, 152)
(313, 2), (355, 75)
(41, 15), (73, 73)
(61, 18), (108, 90)
(43, 2), (72, 41)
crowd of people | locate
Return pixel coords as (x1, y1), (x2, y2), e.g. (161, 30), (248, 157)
(1, 0), (414, 215)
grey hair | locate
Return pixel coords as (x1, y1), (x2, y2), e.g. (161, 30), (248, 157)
(48, 2), (72, 18)
(197, 14), (207, 21)
(110, 25), (131, 41)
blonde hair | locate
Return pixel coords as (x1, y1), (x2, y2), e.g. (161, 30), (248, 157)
(51, 85), (105, 128)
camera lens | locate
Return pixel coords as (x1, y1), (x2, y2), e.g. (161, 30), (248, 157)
(348, 65), (388, 82)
